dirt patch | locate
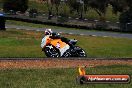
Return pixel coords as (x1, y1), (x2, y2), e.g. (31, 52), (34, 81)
(0, 59), (132, 69)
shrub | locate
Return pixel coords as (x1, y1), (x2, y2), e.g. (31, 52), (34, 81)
(28, 8), (38, 18)
(3, 0), (28, 13)
(119, 9), (132, 32)
(57, 4), (70, 23)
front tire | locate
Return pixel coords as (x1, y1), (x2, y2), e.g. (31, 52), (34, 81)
(44, 45), (60, 57)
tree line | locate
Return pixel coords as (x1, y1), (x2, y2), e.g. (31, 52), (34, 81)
(1, 0), (132, 31)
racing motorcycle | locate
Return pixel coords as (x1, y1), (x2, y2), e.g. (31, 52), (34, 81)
(41, 35), (87, 57)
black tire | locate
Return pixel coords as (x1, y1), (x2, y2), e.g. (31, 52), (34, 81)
(74, 46), (87, 57)
(62, 49), (71, 57)
(44, 45), (60, 57)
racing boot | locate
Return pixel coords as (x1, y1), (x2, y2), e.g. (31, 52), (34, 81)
(69, 39), (77, 47)
(68, 39), (77, 53)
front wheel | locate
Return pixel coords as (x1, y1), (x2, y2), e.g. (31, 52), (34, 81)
(74, 46), (87, 57)
(43, 45), (60, 57)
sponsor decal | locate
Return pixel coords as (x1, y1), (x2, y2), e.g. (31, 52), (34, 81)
(84, 75), (130, 83)
(77, 66), (130, 84)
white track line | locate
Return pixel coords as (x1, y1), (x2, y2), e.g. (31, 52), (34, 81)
(91, 35), (97, 37)
(80, 34), (85, 35)
(16, 28), (21, 29)
(103, 36), (109, 37)
(69, 33), (73, 35)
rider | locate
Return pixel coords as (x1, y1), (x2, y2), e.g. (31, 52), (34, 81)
(44, 28), (76, 48)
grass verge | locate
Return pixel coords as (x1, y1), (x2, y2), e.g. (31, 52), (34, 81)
(6, 20), (89, 31)
(0, 29), (132, 58)
(6, 20), (123, 34)
(0, 65), (132, 88)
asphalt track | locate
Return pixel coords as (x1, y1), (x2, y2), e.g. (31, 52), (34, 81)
(6, 24), (132, 39)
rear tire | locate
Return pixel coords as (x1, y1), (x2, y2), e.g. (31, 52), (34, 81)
(62, 49), (71, 57)
(44, 45), (60, 57)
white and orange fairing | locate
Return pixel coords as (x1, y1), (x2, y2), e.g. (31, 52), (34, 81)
(41, 35), (51, 48)
(41, 35), (70, 56)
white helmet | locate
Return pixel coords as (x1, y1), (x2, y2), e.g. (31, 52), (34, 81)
(45, 28), (52, 35)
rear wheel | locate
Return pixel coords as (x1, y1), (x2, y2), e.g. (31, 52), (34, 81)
(44, 45), (60, 57)
(62, 49), (71, 57)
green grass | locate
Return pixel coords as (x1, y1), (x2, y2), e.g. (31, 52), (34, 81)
(6, 20), (97, 32)
(0, 65), (132, 88)
(0, 29), (44, 58)
(6, 20), (120, 34)
(68, 35), (132, 58)
(7, 20), (69, 29)
(0, 28), (132, 58)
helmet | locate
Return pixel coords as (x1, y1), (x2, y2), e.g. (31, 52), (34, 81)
(45, 28), (52, 35)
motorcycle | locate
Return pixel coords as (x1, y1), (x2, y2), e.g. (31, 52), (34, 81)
(41, 35), (87, 57)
